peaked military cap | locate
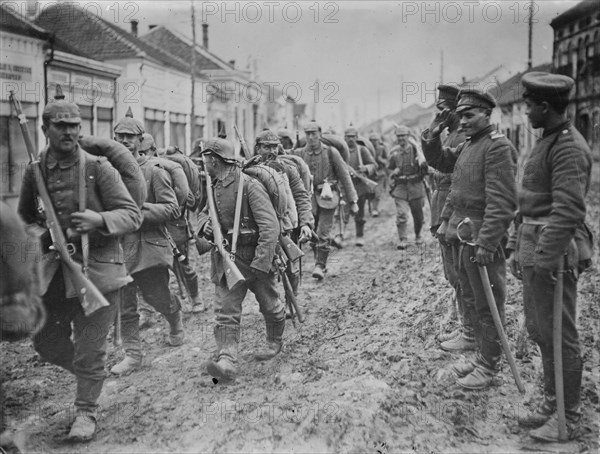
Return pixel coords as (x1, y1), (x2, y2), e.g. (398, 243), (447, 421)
(255, 129), (281, 146)
(277, 128), (293, 140)
(395, 125), (411, 136)
(437, 84), (460, 107)
(114, 107), (145, 135)
(43, 84), (81, 124)
(521, 71), (574, 103)
(201, 137), (237, 161)
(303, 121), (321, 132)
(456, 88), (496, 113)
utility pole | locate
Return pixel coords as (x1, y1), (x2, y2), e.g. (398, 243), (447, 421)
(527, 0), (533, 70)
(190, 0), (197, 152)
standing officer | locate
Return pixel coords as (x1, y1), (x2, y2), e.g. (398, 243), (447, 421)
(293, 121), (358, 279)
(18, 99), (142, 440)
(508, 72), (592, 442)
(197, 138), (284, 380)
(111, 110), (185, 376)
(254, 130), (314, 294)
(423, 89), (517, 390)
(344, 125), (377, 247)
(368, 132), (389, 217)
(388, 125), (428, 249)
(422, 85), (472, 349)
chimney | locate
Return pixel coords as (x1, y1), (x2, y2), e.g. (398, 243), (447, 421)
(202, 23), (209, 49)
(130, 19), (139, 37)
(229, 60), (235, 68)
(149, 24), (157, 31)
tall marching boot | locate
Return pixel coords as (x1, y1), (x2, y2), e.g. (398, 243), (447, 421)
(255, 309), (286, 361)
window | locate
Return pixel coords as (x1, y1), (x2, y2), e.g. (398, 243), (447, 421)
(77, 105), (93, 136)
(97, 107), (113, 139)
(1, 101), (38, 200)
(169, 112), (186, 150)
(193, 115), (205, 142)
(145, 108), (165, 148)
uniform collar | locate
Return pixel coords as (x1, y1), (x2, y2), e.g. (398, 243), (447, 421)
(136, 154), (149, 166)
(307, 144), (323, 155)
(218, 166), (238, 187)
(45, 145), (80, 170)
(468, 125), (494, 142)
(542, 120), (570, 138)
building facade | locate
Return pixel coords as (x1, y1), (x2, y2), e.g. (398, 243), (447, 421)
(551, 0), (600, 156)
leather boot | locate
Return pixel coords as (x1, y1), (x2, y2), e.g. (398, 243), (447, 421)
(69, 378), (103, 442)
(518, 395), (556, 428)
(456, 353), (496, 390)
(355, 222), (365, 247)
(110, 355), (142, 376)
(255, 309), (285, 361)
(207, 325), (239, 380)
(312, 249), (329, 280)
(191, 294), (207, 313)
(165, 310), (185, 346)
(451, 355), (477, 378)
(440, 333), (477, 352)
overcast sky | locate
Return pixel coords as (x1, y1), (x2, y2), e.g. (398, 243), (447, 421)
(62, 0), (582, 129)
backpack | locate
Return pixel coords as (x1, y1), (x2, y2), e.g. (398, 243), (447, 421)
(279, 153), (313, 195)
(242, 157), (296, 231)
(148, 157), (190, 211)
(165, 151), (201, 211)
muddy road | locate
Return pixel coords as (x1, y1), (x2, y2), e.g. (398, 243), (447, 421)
(2, 167), (599, 454)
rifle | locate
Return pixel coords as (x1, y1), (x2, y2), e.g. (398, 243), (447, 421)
(161, 226), (193, 309)
(233, 124), (250, 158)
(423, 174), (432, 209)
(202, 156), (246, 291)
(275, 251), (305, 325)
(9, 91), (110, 317)
(345, 162), (378, 192)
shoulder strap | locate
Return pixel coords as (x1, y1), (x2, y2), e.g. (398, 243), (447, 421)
(78, 148), (90, 278)
(231, 168), (244, 258)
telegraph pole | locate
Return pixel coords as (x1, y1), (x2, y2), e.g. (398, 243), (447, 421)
(527, 0), (533, 70)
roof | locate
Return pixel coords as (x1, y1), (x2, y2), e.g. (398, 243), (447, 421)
(492, 63), (553, 107)
(140, 26), (232, 72)
(550, 1), (598, 28)
(0, 3), (50, 40)
(35, 4), (191, 73)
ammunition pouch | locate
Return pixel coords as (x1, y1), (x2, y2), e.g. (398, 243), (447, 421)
(226, 227), (259, 247)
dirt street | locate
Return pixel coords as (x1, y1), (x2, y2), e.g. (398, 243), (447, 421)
(2, 166), (599, 454)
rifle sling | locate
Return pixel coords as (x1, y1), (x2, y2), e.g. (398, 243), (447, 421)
(78, 147), (89, 278)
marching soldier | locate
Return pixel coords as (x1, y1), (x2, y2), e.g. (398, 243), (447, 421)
(508, 72), (593, 441)
(293, 121), (358, 280)
(422, 89), (517, 390)
(368, 132), (389, 217)
(111, 110), (186, 376)
(197, 138), (285, 380)
(18, 99), (142, 440)
(141, 134), (206, 314)
(421, 85), (473, 350)
(254, 130), (314, 294)
(344, 125), (377, 247)
(388, 125), (428, 249)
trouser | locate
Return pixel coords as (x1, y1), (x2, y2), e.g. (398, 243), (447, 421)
(371, 173), (387, 211)
(213, 259), (285, 361)
(522, 265), (582, 419)
(120, 266), (182, 359)
(313, 205), (336, 259)
(33, 268), (118, 415)
(355, 194), (369, 237)
(393, 197), (424, 239)
(285, 229), (301, 294)
(459, 244), (506, 369)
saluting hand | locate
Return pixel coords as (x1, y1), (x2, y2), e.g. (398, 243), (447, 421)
(429, 108), (451, 137)
(71, 210), (104, 233)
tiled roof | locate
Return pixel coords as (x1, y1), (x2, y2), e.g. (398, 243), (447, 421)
(551, 1), (598, 28)
(492, 63), (553, 107)
(34, 4), (191, 73)
(141, 26), (230, 72)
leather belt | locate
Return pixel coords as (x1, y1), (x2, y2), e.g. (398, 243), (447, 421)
(522, 216), (551, 225)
